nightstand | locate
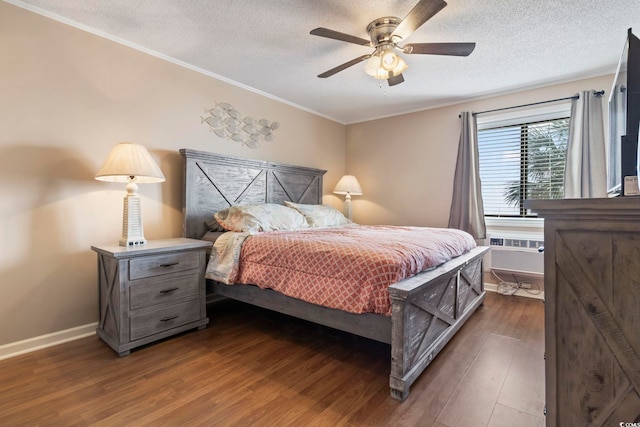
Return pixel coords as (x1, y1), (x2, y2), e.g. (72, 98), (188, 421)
(91, 238), (212, 356)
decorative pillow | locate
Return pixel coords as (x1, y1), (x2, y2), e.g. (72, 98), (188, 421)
(214, 203), (309, 233)
(284, 201), (352, 227)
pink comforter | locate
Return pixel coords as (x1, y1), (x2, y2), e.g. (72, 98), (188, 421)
(235, 225), (476, 316)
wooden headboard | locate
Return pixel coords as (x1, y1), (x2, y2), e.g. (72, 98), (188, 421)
(180, 149), (327, 239)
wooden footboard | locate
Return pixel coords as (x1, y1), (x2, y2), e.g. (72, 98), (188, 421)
(388, 246), (488, 401)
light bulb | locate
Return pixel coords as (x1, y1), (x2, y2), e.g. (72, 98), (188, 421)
(382, 50), (399, 71)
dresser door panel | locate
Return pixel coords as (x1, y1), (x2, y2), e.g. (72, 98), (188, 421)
(554, 229), (640, 425)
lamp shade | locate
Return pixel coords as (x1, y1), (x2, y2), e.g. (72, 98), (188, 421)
(95, 142), (165, 183)
(333, 175), (363, 195)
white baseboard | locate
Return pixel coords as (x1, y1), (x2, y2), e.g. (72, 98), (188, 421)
(0, 322), (98, 361)
(485, 282), (545, 300)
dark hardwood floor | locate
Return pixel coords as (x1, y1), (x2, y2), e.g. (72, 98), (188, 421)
(0, 292), (544, 426)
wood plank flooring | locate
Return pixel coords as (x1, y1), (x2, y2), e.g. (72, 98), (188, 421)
(0, 292), (545, 426)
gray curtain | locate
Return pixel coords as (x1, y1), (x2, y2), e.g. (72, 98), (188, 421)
(448, 111), (486, 239)
(564, 90), (607, 198)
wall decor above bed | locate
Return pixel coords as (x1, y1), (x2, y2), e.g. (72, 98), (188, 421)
(200, 102), (279, 149)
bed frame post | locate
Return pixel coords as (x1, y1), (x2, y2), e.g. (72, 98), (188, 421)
(389, 296), (412, 401)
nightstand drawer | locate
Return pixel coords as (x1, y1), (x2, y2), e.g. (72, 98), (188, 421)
(129, 252), (199, 280)
(130, 272), (200, 310)
(130, 299), (200, 341)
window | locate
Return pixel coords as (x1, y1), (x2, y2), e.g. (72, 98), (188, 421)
(478, 115), (570, 217)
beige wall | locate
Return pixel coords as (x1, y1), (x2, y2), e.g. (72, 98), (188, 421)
(346, 74), (615, 227)
(0, 3), (346, 346)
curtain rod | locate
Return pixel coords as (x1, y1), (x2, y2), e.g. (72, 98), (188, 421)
(459, 90), (605, 118)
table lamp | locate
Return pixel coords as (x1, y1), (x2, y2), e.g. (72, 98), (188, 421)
(333, 175), (363, 220)
(95, 142), (165, 246)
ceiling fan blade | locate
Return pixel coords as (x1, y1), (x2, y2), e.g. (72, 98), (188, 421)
(318, 55), (371, 78)
(403, 42), (476, 56)
(310, 28), (371, 46)
(393, 0), (447, 40)
(387, 73), (405, 86)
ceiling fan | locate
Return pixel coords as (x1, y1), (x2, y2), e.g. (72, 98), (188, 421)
(310, 0), (475, 86)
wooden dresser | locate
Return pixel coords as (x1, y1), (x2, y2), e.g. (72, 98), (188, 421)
(92, 238), (212, 356)
(527, 198), (640, 426)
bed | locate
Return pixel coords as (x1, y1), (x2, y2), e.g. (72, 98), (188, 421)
(180, 148), (488, 401)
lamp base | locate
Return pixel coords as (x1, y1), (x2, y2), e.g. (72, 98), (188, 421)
(119, 182), (147, 246)
(343, 194), (353, 221)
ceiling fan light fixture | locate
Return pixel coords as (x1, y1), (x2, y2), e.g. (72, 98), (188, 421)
(364, 46), (408, 80)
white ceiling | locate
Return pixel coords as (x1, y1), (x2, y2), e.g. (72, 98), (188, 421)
(9, 0), (640, 124)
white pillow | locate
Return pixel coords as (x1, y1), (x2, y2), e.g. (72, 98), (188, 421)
(284, 201), (352, 227)
(214, 203), (309, 233)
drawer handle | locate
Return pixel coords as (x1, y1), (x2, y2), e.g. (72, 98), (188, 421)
(160, 315), (179, 322)
(159, 262), (179, 267)
(159, 287), (179, 294)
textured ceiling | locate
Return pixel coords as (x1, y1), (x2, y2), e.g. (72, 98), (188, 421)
(8, 0), (640, 124)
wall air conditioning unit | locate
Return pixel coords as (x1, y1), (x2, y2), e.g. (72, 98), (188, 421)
(486, 233), (544, 277)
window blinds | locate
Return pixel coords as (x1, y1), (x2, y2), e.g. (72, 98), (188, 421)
(478, 117), (570, 217)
